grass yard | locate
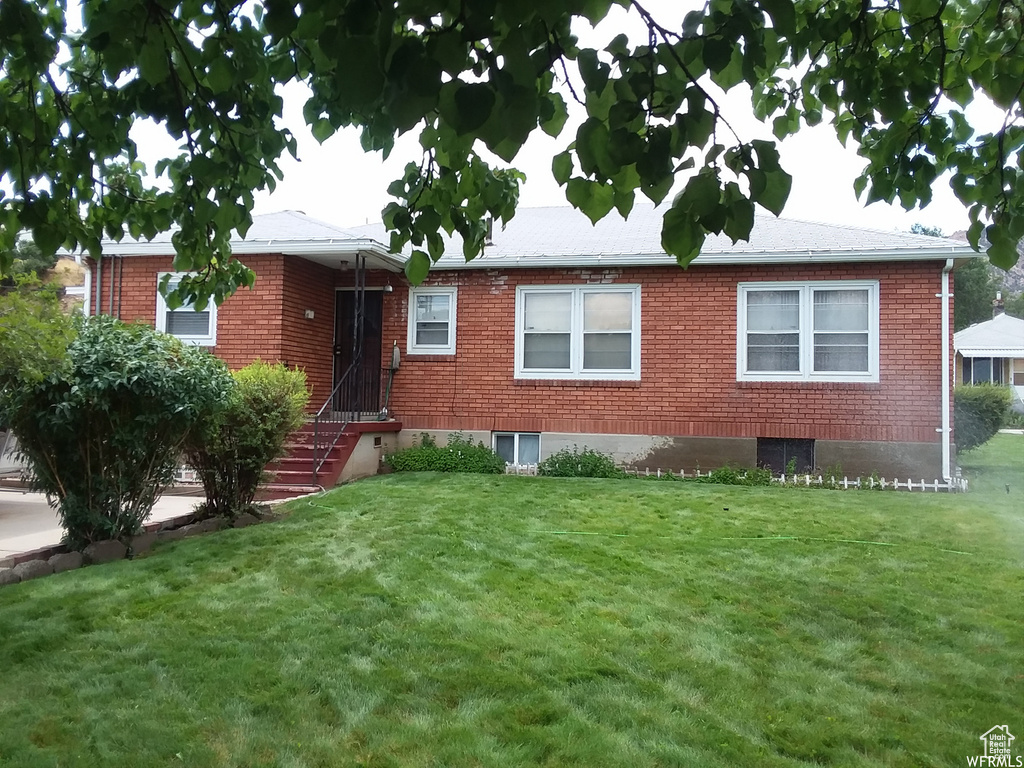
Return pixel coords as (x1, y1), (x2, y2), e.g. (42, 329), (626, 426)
(0, 435), (1021, 767)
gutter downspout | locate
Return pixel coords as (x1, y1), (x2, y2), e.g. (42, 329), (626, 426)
(939, 258), (954, 481)
(93, 254), (103, 317)
(77, 252), (91, 316)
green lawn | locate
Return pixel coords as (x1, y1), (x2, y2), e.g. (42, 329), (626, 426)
(1, 435), (1021, 767)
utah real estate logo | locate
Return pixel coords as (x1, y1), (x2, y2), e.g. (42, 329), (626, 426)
(968, 726), (1022, 767)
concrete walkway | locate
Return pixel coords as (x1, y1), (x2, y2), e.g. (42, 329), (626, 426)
(0, 488), (203, 559)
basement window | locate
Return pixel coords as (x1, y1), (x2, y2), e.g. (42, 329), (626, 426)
(756, 438), (815, 474)
(493, 432), (540, 465)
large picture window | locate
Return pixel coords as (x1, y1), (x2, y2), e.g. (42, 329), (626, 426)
(155, 273), (216, 346)
(515, 285), (640, 380)
(407, 287), (457, 355)
(737, 281), (879, 382)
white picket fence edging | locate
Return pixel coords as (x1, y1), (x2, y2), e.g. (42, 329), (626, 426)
(506, 463), (968, 492)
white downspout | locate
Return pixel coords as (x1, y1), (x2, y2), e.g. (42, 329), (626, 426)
(77, 252), (92, 316)
(939, 258), (954, 481)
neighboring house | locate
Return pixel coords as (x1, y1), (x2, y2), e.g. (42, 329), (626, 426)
(953, 304), (1024, 412)
(83, 206), (976, 480)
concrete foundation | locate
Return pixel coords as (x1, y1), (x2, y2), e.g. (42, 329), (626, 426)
(339, 430), (402, 483)
(392, 429), (944, 479)
(813, 440), (943, 479)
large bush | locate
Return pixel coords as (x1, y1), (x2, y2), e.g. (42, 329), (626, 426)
(385, 433), (506, 474)
(1, 315), (231, 547)
(954, 384), (1012, 452)
(538, 446), (625, 478)
(0, 274), (74, 390)
(184, 361), (309, 519)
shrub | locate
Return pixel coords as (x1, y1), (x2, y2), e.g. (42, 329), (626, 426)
(0, 273), (74, 389)
(954, 384), (1011, 452)
(689, 465), (773, 486)
(2, 315), (231, 547)
(185, 361), (310, 520)
(537, 446), (625, 478)
(1003, 408), (1024, 429)
(385, 432), (506, 474)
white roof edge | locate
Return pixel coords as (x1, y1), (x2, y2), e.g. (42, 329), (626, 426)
(88, 238), (405, 269)
(427, 246), (978, 270)
(956, 347), (1024, 357)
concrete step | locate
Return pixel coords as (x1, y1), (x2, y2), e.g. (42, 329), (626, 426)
(265, 456), (339, 473)
(263, 469), (319, 486)
(279, 440), (352, 458)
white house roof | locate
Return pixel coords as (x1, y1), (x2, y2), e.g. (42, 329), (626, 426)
(96, 210), (405, 271)
(94, 205), (976, 270)
(954, 313), (1024, 357)
(345, 203), (976, 268)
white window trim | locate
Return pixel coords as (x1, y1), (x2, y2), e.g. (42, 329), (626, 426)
(155, 272), (217, 346)
(736, 280), (879, 383)
(407, 286), (457, 355)
(493, 432), (541, 465)
(515, 284), (641, 381)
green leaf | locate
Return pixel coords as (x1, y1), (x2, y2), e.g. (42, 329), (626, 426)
(311, 119), (335, 144)
(577, 49), (610, 94)
(263, 0), (298, 37)
(987, 238), (1019, 269)
(724, 197), (755, 242)
(552, 151), (573, 186)
(138, 41), (170, 86)
(661, 204), (705, 266)
(613, 187), (635, 218)
(540, 93), (568, 138)
(207, 57), (235, 94)
(453, 83), (495, 134)
(333, 36), (385, 108)
(566, 178), (615, 224)
(405, 250), (431, 284)
(756, 168), (792, 216)
(759, 0), (796, 36)
(576, 118), (617, 177)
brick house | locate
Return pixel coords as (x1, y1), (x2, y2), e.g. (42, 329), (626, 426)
(84, 206), (975, 482)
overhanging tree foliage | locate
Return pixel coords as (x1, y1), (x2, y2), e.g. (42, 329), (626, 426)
(1, 0), (1021, 305)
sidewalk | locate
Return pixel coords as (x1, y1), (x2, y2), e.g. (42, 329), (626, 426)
(0, 489), (203, 559)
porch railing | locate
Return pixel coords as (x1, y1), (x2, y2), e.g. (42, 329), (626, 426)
(312, 363), (357, 484)
(311, 365), (391, 483)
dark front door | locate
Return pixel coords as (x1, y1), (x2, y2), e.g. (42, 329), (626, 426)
(333, 290), (383, 415)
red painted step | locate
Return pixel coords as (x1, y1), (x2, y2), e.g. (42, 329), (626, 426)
(259, 420), (402, 492)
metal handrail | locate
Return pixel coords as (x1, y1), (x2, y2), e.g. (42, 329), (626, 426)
(312, 362), (358, 482)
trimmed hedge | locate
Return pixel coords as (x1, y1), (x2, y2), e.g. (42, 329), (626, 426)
(386, 433), (506, 474)
(954, 384), (1011, 452)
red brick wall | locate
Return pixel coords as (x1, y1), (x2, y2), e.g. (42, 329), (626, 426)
(381, 261), (950, 444)
(92, 255), (952, 444)
(91, 255), (397, 409)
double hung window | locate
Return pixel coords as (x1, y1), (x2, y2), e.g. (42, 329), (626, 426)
(408, 287), (457, 355)
(738, 281), (879, 382)
(515, 285), (640, 380)
(155, 273), (216, 346)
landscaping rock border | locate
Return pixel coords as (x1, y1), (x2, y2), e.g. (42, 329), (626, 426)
(0, 500), (304, 590)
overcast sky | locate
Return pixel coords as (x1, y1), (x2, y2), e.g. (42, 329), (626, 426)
(132, 1), (1003, 237)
